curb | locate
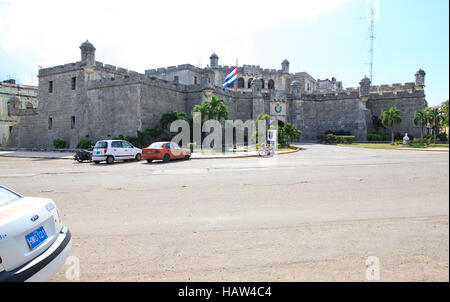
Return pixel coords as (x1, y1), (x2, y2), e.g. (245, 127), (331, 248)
(188, 145), (301, 160)
(0, 146), (302, 161)
(394, 148), (449, 152)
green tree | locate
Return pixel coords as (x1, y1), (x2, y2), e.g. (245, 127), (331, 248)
(282, 122), (302, 144)
(426, 107), (442, 143)
(440, 100), (449, 128)
(372, 115), (385, 134)
(381, 106), (402, 144)
(413, 109), (427, 139)
(159, 110), (189, 130)
(193, 95), (229, 122)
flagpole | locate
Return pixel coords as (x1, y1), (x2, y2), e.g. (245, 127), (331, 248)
(234, 58), (238, 120)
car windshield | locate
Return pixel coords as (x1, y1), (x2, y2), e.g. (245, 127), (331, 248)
(0, 187), (21, 208)
(148, 142), (165, 148)
(94, 141), (108, 149)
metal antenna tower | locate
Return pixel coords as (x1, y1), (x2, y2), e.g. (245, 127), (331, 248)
(368, 0), (375, 83)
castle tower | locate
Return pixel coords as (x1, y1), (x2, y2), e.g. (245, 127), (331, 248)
(415, 69), (426, 87)
(210, 53), (219, 68)
(80, 40), (96, 66)
(281, 59), (289, 73)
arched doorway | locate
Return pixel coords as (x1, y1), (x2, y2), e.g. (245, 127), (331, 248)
(247, 78), (253, 88)
(268, 79), (275, 90)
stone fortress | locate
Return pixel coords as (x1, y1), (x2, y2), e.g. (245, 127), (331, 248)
(7, 41), (427, 148)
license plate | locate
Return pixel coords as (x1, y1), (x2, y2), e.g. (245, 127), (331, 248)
(25, 226), (48, 250)
(96, 151), (100, 155)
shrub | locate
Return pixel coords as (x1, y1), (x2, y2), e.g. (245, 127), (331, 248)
(335, 136), (355, 144)
(437, 132), (448, 142)
(394, 132), (403, 141)
(367, 133), (382, 141)
(409, 138), (432, 147)
(53, 138), (66, 149)
(77, 138), (92, 149)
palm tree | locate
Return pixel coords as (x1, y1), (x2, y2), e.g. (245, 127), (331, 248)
(413, 109), (427, 139)
(282, 122), (302, 144)
(192, 95), (229, 122)
(381, 106), (402, 144)
(159, 110), (189, 130)
(427, 107), (442, 143)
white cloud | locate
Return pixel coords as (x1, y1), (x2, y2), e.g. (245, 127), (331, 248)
(0, 0), (349, 73)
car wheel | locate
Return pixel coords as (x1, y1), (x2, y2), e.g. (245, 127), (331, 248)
(146, 159), (153, 163)
(135, 153), (142, 161)
(184, 153), (191, 160)
(106, 156), (114, 164)
(94, 161), (100, 164)
(163, 154), (170, 163)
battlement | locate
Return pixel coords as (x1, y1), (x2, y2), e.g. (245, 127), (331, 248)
(38, 62), (82, 76)
(303, 91), (360, 101)
(38, 60), (143, 78)
(145, 64), (202, 76)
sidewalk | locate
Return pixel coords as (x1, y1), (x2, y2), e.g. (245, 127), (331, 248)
(0, 147), (300, 161)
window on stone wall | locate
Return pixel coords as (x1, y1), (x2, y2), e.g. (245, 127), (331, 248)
(49, 81), (53, 93)
(71, 116), (75, 129)
(48, 117), (53, 130)
(237, 78), (245, 88)
(7, 101), (11, 116)
(174, 76), (179, 83)
(194, 77), (198, 85)
(248, 78), (253, 88)
(261, 80), (265, 89)
(268, 79), (275, 90)
(71, 77), (76, 90)
(9, 126), (13, 134)
(26, 102), (33, 109)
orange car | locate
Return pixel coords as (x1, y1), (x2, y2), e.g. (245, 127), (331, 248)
(142, 142), (191, 163)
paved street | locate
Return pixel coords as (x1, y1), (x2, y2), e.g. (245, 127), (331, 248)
(0, 144), (448, 281)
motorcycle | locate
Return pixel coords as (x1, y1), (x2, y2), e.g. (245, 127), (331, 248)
(74, 148), (93, 163)
(258, 144), (275, 157)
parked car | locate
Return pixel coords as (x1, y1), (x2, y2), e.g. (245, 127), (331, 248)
(92, 140), (142, 164)
(0, 186), (72, 282)
(142, 142), (191, 163)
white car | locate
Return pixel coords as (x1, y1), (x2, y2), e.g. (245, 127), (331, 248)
(0, 186), (72, 282)
(92, 140), (142, 164)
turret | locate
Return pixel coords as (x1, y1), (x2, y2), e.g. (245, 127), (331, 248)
(290, 80), (301, 99)
(80, 40), (96, 66)
(281, 59), (289, 73)
(210, 53), (219, 68)
(415, 69), (426, 87)
(359, 76), (371, 97)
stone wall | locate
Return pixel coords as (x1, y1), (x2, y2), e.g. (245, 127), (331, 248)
(291, 97), (369, 141)
(366, 89), (427, 138)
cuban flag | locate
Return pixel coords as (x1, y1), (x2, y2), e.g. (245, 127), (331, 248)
(223, 66), (238, 87)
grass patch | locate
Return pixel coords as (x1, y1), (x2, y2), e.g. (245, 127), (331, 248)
(337, 143), (449, 150)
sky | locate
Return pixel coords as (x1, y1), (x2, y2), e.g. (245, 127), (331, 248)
(0, 0), (448, 106)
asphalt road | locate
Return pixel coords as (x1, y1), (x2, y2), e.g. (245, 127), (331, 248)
(0, 144), (448, 281)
